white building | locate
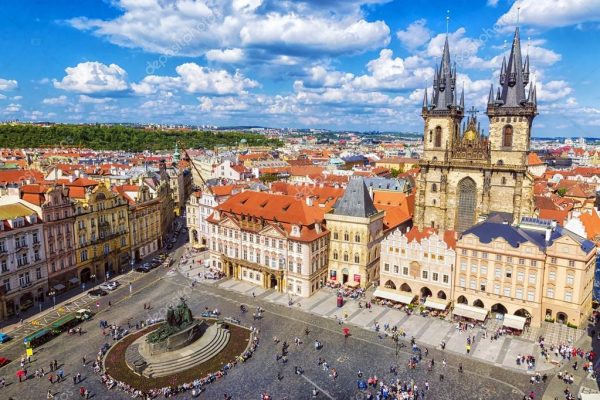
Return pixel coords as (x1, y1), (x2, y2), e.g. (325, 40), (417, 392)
(207, 191), (330, 297)
(186, 185), (241, 249)
(377, 226), (456, 308)
(0, 203), (48, 320)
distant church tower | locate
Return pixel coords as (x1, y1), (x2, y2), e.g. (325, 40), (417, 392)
(414, 27), (536, 233)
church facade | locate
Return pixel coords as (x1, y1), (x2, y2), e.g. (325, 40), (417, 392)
(414, 27), (537, 233)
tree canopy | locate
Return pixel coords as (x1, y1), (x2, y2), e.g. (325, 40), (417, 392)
(0, 124), (281, 152)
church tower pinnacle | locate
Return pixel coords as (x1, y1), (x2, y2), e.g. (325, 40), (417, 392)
(421, 31), (464, 163)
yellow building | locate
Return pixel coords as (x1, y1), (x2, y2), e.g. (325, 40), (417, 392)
(114, 184), (162, 263)
(375, 157), (419, 173)
(326, 178), (384, 288)
(453, 216), (595, 328)
(73, 182), (130, 283)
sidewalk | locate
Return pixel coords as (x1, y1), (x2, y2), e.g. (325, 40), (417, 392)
(185, 269), (583, 375)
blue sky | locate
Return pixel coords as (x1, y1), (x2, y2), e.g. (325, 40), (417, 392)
(1, 0), (600, 137)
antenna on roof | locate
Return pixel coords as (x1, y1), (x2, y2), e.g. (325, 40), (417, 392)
(446, 10), (450, 35)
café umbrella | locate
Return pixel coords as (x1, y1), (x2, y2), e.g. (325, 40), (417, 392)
(16, 369), (26, 378)
(342, 327), (350, 337)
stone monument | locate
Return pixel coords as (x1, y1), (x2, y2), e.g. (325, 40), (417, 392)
(143, 298), (207, 356)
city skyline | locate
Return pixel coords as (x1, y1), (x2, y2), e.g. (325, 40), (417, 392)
(1, 0), (599, 136)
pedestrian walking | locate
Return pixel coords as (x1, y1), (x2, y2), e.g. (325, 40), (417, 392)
(76, 372), (81, 383)
(82, 356), (86, 367)
(47, 389), (54, 399)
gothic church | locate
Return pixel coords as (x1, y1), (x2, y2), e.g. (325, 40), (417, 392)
(414, 27), (537, 233)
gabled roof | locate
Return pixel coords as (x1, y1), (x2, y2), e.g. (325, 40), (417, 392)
(527, 152), (544, 166)
(332, 177), (379, 218)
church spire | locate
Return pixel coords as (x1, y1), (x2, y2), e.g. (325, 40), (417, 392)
(430, 35), (457, 110)
(497, 27), (527, 107)
(460, 83), (465, 109)
(422, 86), (428, 110)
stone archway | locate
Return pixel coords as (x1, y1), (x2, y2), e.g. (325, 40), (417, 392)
(20, 292), (34, 310)
(556, 312), (568, 324)
(400, 283), (412, 293)
(491, 303), (508, 315)
(514, 308), (531, 319)
(473, 299), (485, 308)
(81, 267), (91, 283)
(192, 229), (198, 244)
(420, 287), (432, 299)
(457, 295), (468, 304)
(269, 274), (278, 289)
(456, 177), (477, 233)
(384, 280), (396, 290)
(437, 290), (447, 300)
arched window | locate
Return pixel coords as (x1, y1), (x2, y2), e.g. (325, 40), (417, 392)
(343, 231), (349, 241)
(333, 250), (338, 260)
(333, 231), (338, 240)
(354, 233), (360, 243)
(434, 126), (442, 147)
(354, 253), (360, 263)
(501, 177), (507, 185)
(431, 183), (438, 193)
(343, 252), (349, 262)
(429, 130), (433, 142)
(503, 125), (513, 148)
(456, 177), (477, 233)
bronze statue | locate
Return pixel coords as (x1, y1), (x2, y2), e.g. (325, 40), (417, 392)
(147, 297), (194, 343)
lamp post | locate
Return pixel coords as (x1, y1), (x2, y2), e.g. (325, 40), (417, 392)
(49, 290), (56, 310)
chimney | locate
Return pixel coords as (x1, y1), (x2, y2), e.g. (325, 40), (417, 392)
(550, 220), (557, 230)
(502, 219), (508, 225)
(545, 227), (552, 243)
(306, 196), (314, 207)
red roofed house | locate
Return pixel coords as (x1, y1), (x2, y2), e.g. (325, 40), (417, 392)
(207, 191), (329, 296)
(377, 226), (456, 308)
(527, 153), (546, 177)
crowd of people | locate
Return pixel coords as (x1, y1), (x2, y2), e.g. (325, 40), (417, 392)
(95, 321), (260, 399)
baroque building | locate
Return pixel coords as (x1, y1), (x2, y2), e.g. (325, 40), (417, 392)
(415, 27), (536, 233)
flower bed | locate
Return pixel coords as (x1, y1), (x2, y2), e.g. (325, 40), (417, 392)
(103, 322), (251, 391)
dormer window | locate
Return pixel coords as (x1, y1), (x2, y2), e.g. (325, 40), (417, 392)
(292, 225), (300, 236)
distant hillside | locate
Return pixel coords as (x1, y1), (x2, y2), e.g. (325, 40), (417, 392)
(0, 124), (281, 152)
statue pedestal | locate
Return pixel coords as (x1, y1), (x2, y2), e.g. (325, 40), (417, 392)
(141, 320), (208, 356)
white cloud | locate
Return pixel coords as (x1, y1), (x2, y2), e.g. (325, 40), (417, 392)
(352, 50), (433, 91)
(4, 103), (22, 113)
(426, 28), (482, 67)
(54, 62), (129, 94)
(42, 95), (68, 105)
(78, 95), (114, 104)
(497, 0), (600, 28)
(68, 0), (390, 60)
(206, 48), (245, 63)
(487, 0), (499, 6)
(240, 14), (390, 55)
(396, 19), (431, 50)
(132, 63), (258, 96)
(536, 79), (573, 102)
(0, 78), (18, 91)
(0, 94), (5, 100)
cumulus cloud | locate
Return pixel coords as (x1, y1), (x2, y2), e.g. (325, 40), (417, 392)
(496, 0), (600, 28)
(396, 19), (431, 50)
(0, 78), (18, 91)
(132, 63), (259, 96)
(54, 62), (129, 94)
(67, 0), (390, 60)
(536, 79), (573, 102)
(206, 48), (245, 63)
(42, 95), (68, 105)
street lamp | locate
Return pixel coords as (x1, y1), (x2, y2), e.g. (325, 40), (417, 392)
(49, 290), (56, 310)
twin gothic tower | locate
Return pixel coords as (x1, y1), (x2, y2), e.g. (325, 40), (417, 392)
(414, 27), (537, 233)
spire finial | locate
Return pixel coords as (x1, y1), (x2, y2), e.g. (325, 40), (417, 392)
(517, 5), (521, 27)
(527, 36), (531, 56)
(446, 10), (450, 35)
